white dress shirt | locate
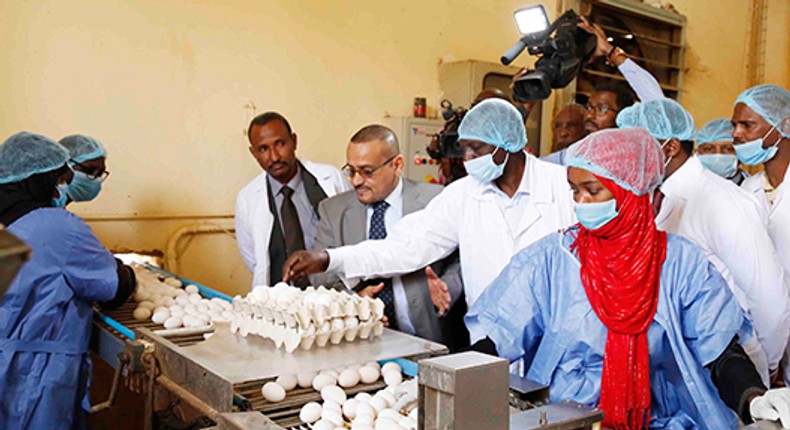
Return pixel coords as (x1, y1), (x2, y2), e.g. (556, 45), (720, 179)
(657, 155), (790, 374)
(269, 166), (319, 252)
(363, 179), (416, 335)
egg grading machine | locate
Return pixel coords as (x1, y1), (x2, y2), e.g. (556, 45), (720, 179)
(90, 265), (449, 429)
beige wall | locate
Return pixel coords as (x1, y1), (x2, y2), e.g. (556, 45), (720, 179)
(1, 0), (788, 296)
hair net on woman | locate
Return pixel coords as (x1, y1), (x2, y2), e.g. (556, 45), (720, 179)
(458, 98), (527, 152)
(735, 84), (790, 138)
(616, 98), (696, 141)
(59, 135), (107, 163)
(696, 118), (734, 145)
(0, 132), (69, 184)
(565, 127), (664, 196)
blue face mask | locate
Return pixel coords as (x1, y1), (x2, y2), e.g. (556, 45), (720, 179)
(575, 199), (619, 230)
(463, 147), (510, 183)
(52, 183), (69, 208)
(698, 153), (739, 179)
(67, 170), (103, 202)
(734, 126), (781, 166)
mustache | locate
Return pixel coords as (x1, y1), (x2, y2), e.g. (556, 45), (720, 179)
(584, 120), (599, 130)
(267, 161), (288, 170)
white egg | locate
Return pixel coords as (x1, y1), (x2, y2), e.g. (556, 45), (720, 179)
(163, 316), (182, 329)
(175, 296), (190, 306)
(353, 412), (375, 425)
(377, 391), (396, 408)
(399, 416), (416, 429)
(321, 385), (347, 404)
(365, 361), (381, 370)
(355, 401), (376, 419)
(323, 401), (342, 414)
(338, 368), (360, 388)
(377, 408), (401, 422)
(299, 401), (322, 423)
(152, 310), (170, 324)
(188, 293), (203, 304)
(138, 301), (155, 310)
(195, 303), (209, 313)
(320, 368), (339, 379)
(185, 284), (199, 294)
(354, 392), (373, 403)
(297, 371), (316, 388)
(312, 373), (336, 391)
(261, 382), (286, 402)
(369, 395), (387, 413)
(381, 362), (401, 375)
(170, 307), (185, 317)
(164, 277), (183, 288)
(321, 407), (343, 426)
(358, 366), (380, 384)
(312, 420), (336, 430)
(383, 371), (402, 387)
(133, 307), (152, 321)
(174, 289), (187, 298)
(276, 374), (297, 391)
(342, 398), (359, 419)
(374, 417), (398, 430)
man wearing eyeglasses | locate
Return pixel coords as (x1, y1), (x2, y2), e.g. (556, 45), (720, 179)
(58, 135), (111, 204)
(310, 124), (467, 349)
(235, 112), (349, 288)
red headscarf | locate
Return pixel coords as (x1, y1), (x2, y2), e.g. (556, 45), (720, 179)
(571, 175), (667, 430)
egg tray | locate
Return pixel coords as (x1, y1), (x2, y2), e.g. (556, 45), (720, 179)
(234, 376), (402, 428)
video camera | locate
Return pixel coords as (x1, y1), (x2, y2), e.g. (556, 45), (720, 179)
(427, 99), (467, 160)
(501, 6), (596, 102)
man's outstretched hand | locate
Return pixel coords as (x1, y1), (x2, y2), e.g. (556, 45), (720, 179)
(282, 250), (330, 282)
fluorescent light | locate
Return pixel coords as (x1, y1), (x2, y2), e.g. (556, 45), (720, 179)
(514, 5), (550, 35)
(624, 34), (634, 39)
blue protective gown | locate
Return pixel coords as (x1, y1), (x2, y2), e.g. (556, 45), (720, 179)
(0, 208), (117, 430)
(466, 227), (750, 429)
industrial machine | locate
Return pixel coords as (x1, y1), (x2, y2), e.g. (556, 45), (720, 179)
(0, 227), (30, 302)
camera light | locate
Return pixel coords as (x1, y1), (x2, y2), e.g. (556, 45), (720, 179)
(514, 5), (550, 35)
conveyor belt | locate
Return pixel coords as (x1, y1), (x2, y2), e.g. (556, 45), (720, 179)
(95, 300), (209, 347)
(235, 378), (389, 428)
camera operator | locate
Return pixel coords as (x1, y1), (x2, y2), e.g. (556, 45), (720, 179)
(515, 16), (665, 164)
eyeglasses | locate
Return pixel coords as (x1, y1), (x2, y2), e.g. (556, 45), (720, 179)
(585, 103), (618, 117)
(342, 155), (397, 179)
(70, 159), (110, 182)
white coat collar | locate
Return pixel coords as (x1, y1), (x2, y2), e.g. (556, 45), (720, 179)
(471, 153), (553, 203)
(660, 155), (706, 201)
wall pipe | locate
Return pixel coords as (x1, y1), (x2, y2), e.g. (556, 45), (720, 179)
(164, 224), (235, 274)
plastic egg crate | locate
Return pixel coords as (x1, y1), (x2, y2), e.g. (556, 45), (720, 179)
(229, 283), (386, 352)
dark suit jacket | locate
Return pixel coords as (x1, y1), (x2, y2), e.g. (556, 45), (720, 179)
(310, 179), (465, 346)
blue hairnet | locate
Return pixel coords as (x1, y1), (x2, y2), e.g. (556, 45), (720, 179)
(566, 128), (664, 196)
(0, 132), (69, 184)
(458, 98), (527, 152)
(59, 134), (107, 163)
(616, 98), (696, 141)
(696, 118), (734, 145)
(735, 84), (790, 138)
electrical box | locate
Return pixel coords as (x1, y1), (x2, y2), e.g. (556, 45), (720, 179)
(386, 116), (444, 184)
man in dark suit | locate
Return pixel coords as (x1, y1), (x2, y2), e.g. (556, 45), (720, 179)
(311, 125), (467, 349)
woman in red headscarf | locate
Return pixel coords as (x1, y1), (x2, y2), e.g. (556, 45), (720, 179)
(466, 128), (781, 428)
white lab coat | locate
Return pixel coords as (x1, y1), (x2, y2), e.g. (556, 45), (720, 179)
(742, 168), (790, 278)
(327, 154), (576, 308)
(656, 156), (790, 376)
(235, 160), (350, 288)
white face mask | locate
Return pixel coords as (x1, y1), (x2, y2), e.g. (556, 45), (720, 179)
(734, 126), (782, 166)
(463, 147), (510, 183)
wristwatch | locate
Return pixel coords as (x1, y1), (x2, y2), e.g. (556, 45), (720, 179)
(606, 46), (628, 67)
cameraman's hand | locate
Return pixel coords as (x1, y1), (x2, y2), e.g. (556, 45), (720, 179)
(509, 67), (538, 111)
(578, 16), (613, 60)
